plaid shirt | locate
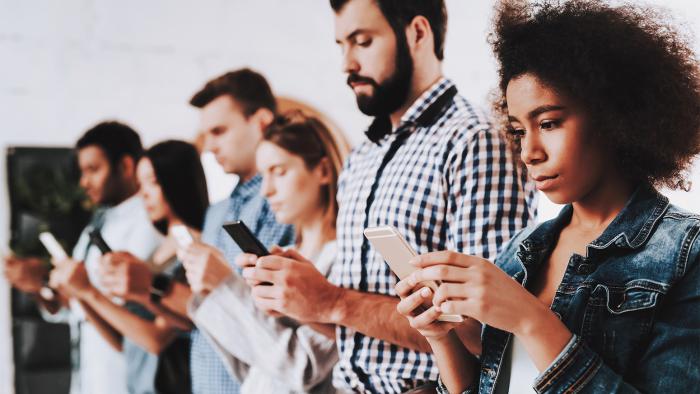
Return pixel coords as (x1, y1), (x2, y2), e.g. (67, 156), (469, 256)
(190, 174), (295, 394)
(331, 78), (537, 393)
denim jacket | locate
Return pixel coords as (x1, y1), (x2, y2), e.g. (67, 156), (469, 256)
(440, 186), (700, 393)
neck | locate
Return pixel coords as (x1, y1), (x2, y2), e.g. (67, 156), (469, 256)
(111, 186), (138, 207)
(570, 175), (636, 232)
(296, 211), (335, 259)
(389, 63), (443, 128)
(237, 169), (257, 184)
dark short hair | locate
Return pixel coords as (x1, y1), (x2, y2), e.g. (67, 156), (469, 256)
(142, 140), (209, 233)
(491, 0), (700, 189)
(76, 121), (143, 169)
(330, 0), (447, 60)
(189, 68), (277, 116)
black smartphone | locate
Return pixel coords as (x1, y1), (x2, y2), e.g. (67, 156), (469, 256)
(89, 229), (112, 254)
(222, 220), (270, 256)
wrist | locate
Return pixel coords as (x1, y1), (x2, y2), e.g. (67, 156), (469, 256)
(514, 301), (562, 338)
(322, 285), (346, 324)
(81, 285), (101, 302)
(426, 328), (457, 345)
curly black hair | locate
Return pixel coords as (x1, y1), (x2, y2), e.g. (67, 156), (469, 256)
(490, 0), (700, 189)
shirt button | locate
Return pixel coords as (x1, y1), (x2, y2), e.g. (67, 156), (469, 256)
(576, 263), (594, 275)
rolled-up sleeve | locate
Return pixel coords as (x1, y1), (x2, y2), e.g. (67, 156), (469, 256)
(189, 273), (338, 392)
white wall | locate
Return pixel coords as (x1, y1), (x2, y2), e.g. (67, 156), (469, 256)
(1, 1), (699, 393)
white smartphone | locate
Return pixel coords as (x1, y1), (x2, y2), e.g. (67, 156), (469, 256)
(39, 232), (69, 263)
(171, 225), (194, 248)
(364, 225), (463, 323)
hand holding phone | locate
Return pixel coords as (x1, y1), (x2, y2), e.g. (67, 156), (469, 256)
(364, 226), (463, 323)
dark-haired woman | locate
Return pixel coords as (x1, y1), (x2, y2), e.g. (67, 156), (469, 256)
(395, 1), (700, 393)
(90, 140), (209, 394)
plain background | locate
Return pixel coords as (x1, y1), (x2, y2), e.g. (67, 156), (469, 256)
(1, 1), (699, 392)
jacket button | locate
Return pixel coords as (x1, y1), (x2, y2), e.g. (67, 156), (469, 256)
(576, 263), (594, 275)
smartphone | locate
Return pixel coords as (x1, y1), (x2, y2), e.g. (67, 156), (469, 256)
(171, 225), (194, 248)
(364, 225), (463, 323)
(39, 232), (69, 262)
(222, 221), (270, 256)
(89, 230), (112, 254)
(35, 233), (59, 300)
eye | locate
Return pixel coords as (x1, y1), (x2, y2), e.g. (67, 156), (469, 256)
(507, 127), (525, 140)
(540, 120), (561, 131)
(355, 36), (372, 47)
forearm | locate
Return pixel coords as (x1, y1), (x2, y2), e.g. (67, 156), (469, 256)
(82, 288), (176, 354)
(160, 282), (192, 318)
(325, 288), (431, 352)
(428, 331), (478, 394)
(78, 300), (123, 352)
(192, 277), (338, 391)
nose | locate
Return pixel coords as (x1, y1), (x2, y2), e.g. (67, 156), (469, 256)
(342, 48), (360, 75)
(520, 132), (546, 166)
(203, 133), (216, 153)
(79, 175), (89, 191)
(260, 176), (274, 198)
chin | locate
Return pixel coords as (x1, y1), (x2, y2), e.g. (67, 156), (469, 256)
(542, 190), (575, 205)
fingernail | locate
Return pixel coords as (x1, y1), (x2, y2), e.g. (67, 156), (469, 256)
(441, 302), (450, 313)
(409, 257), (420, 265)
(420, 287), (431, 298)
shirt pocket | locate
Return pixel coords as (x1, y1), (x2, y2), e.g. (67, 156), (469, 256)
(581, 280), (665, 373)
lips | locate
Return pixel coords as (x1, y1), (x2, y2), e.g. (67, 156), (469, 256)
(531, 174), (559, 190)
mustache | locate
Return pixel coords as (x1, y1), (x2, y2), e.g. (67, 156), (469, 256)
(347, 73), (377, 87)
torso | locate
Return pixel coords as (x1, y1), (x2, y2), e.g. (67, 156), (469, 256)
(530, 223), (603, 306)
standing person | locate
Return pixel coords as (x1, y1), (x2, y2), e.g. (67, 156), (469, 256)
(396, 1), (700, 393)
(55, 140), (208, 394)
(106, 69), (295, 394)
(180, 111), (349, 393)
(44, 121), (162, 394)
(243, 1), (536, 392)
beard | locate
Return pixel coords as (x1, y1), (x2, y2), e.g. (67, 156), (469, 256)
(347, 34), (414, 117)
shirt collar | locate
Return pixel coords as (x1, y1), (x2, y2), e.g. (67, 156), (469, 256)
(104, 194), (143, 219)
(231, 173), (263, 200)
(519, 184), (669, 267)
(365, 77), (458, 144)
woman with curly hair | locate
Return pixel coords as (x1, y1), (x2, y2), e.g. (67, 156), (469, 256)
(394, 0), (700, 392)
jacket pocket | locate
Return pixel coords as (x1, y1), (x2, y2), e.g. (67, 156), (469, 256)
(581, 280), (666, 373)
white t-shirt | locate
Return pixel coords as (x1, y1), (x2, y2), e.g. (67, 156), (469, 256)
(70, 195), (162, 394)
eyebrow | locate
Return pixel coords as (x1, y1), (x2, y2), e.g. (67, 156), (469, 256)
(508, 105), (566, 123)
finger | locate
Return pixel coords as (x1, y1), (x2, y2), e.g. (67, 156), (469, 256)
(410, 305), (443, 328)
(395, 276), (418, 298)
(269, 245), (285, 255)
(433, 282), (469, 307)
(396, 287), (432, 317)
(274, 247), (307, 262)
(438, 299), (473, 317)
(251, 283), (282, 300)
(256, 256), (286, 271)
(242, 267), (276, 284)
(409, 251), (477, 269)
(411, 265), (469, 285)
(234, 253), (258, 269)
(252, 297), (280, 314)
